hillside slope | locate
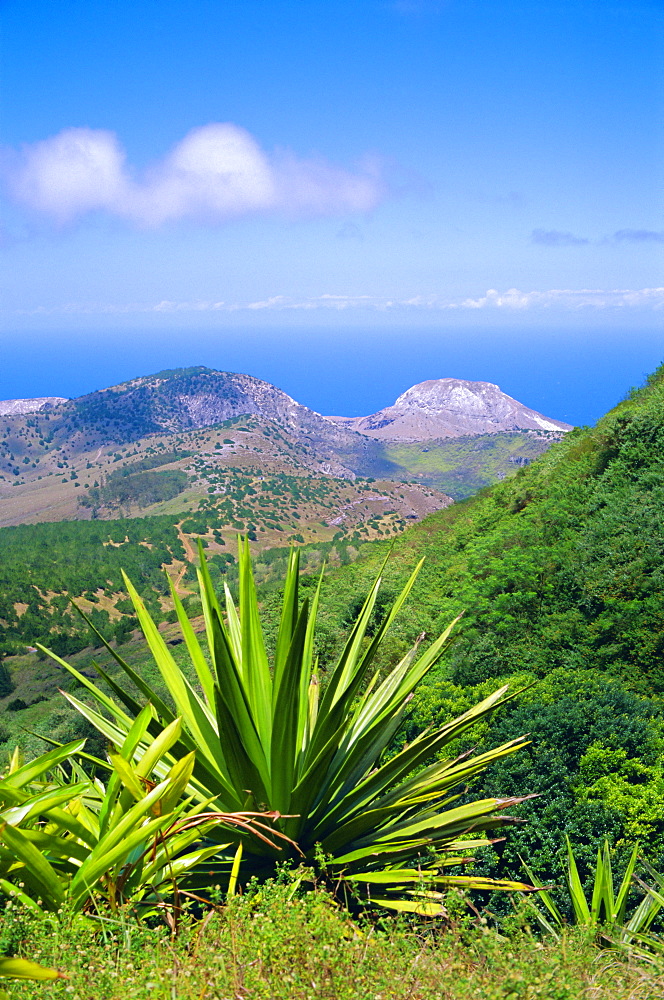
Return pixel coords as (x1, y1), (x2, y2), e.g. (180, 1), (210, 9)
(315, 363), (664, 693)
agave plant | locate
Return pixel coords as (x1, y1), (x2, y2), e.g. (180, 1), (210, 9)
(0, 709), (286, 915)
(44, 542), (535, 914)
(521, 836), (662, 941)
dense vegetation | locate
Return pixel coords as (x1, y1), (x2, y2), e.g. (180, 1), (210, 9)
(0, 516), (184, 656)
(4, 366), (664, 880)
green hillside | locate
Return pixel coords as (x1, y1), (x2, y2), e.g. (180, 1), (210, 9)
(378, 429), (561, 498)
(295, 363), (664, 890)
(314, 364), (664, 687)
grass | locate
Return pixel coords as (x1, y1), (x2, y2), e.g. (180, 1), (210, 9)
(1, 883), (660, 999)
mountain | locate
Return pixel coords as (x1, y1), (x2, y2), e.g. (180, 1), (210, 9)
(0, 367), (569, 526)
(0, 396), (68, 416)
(47, 366), (368, 458)
(326, 378), (572, 440)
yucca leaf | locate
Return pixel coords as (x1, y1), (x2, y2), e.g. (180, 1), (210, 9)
(269, 600), (310, 812)
(57, 606), (176, 722)
(1, 784), (89, 828)
(614, 843), (640, 925)
(297, 570), (323, 754)
(98, 705), (153, 835)
(349, 615), (459, 742)
(309, 704), (409, 829)
(0, 739), (86, 793)
(590, 842), (606, 924)
(370, 897), (445, 915)
(312, 724), (524, 843)
(227, 841), (243, 898)
(158, 752), (196, 815)
(90, 660), (163, 729)
(332, 839), (434, 865)
(108, 753), (145, 803)
(196, 538), (226, 656)
(210, 687), (267, 811)
(625, 878), (663, 937)
(168, 574), (215, 704)
(438, 874), (536, 892)
(237, 538), (273, 745)
(134, 718), (183, 780)
(59, 691), (134, 748)
(375, 737), (530, 813)
(345, 869), (437, 884)
(565, 835), (592, 925)
(0, 958), (60, 981)
(334, 557), (424, 703)
(347, 795), (529, 851)
(210, 607), (270, 789)
(314, 575), (383, 725)
(10, 829), (88, 865)
(123, 574), (222, 754)
(0, 824), (65, 910)
(222, 580), (242, 663)
(36, 805), (97, 849)
(273, 548), (300, 694)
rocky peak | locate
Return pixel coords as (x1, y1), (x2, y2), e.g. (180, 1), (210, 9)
(326, 378), (572, 440)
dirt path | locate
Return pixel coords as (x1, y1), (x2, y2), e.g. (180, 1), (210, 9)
(172, 561), (189, 591)
(176, 522), (196, 562)
(328, 495), (386, 526)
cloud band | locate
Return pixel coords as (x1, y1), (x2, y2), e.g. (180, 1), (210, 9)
(13, 286), (664, 316)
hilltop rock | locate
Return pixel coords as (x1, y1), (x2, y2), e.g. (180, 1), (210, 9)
(0, 397), (68, 416)
(326, 378), (572, 440)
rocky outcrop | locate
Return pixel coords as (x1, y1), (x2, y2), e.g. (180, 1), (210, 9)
(71, 367), (361, 446)
(325, 379), (572, 440)
(0, 397), (68, 416)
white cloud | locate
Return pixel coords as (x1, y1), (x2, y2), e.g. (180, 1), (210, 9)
(6, 124), (387, 226)
(459, 287), (664, 310)
(12, 286), (664, 317)
(10, 129), (127, 221)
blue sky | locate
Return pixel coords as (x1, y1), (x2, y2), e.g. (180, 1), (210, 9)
(0, 0), (662, 420)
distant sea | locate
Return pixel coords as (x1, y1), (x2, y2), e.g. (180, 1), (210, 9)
(1, 326), (662, 428)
